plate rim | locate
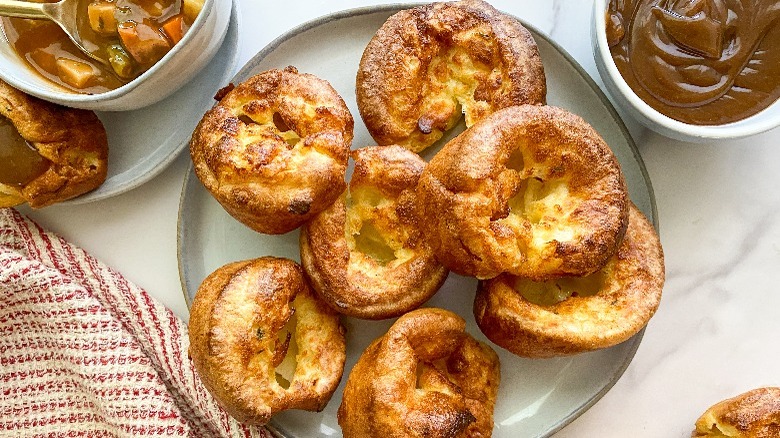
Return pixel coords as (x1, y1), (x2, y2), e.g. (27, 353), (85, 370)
(60, 0), (241, 206)
(177, 3), (659, 437)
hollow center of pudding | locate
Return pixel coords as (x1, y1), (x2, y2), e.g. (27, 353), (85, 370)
(419, 45), (495, 135)
(415, 361), (427, 389)
(515, 270), (606, 306)
(273, 311), (298, 390)
(346, 186), (415, 266)
(506, 179), (574, 248)
(499, 150), (576, 245)
(353, 221), (397, 265)
(239, 108), (302, 149)
(699, 421), (736, 437)
(0, 117), (50, 187)
(414, 360), (452, 392)
(508, 178), (571, 222)
(272, 112), (300, 147)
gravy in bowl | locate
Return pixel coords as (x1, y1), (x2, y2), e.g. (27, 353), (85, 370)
(1, 0), (203, 93)
(607, 0), (780, 125)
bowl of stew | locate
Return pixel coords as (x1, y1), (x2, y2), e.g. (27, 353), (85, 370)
(0, 0), (231, 111)
(592, 0), (780, 142)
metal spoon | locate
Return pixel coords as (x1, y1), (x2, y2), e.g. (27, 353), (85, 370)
(0, 0), (108, 65)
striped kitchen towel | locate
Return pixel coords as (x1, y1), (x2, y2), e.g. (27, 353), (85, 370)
(0, 208), (272, 437)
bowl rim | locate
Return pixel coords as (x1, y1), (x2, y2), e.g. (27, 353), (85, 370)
(0, 0), (219, 103)
(592, 0), (780, 140)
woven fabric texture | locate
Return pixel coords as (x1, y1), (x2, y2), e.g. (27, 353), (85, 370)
(0, 208), (272, 437)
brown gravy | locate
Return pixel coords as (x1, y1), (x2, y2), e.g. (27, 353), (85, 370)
(0, 117), (50, 187)
(1, 16), (126, 94)
(607, 0), (780, 125)
(1, 0), (195, 94)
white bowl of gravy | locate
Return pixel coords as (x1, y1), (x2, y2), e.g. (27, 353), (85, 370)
(0, 0), (231, 111)
(592, 0), (780, 142)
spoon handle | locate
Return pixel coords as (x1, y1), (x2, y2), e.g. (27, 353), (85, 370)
(0, 0), (49, 20)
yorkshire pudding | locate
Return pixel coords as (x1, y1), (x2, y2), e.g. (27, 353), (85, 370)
(0, 80), (108, 208)
(188, 257), (346, 425)
(300, 146), (448, 319)
(692, 387), (780, 437)
(416, 104), (629, 280)
(338, 308), (500, 438)
(473, 205), (664, 358)
(356, 0), (546, 153)
(190, 66), (354, 235)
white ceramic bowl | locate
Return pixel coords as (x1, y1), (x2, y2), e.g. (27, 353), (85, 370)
(0, 0), (232, 111)
(591, 0), (780, 142)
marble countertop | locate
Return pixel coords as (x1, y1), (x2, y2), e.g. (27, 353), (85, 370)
(20, 0), (780, 436)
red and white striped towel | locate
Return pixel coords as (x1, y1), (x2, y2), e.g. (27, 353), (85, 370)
(0, 207), (272, 437)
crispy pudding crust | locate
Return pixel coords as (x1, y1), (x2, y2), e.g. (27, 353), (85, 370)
(416, 104), (629, 280)
(692, 387), (780, 438)
(0, 80), (108, 208)
(473, 205), (664, 358)
(300, 146), (448, 320)
(338, 308), (500, 438)
(356, 0), (546, 153)
(190, 66), (354, 235)
(188, 257), (346, 425)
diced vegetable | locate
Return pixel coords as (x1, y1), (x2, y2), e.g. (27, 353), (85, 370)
(182, 0), (204, 22)
(106, 44), (135, 78)
(161, 14), (185, 44)
(140, 1), (164, 17)
(87, 1), (119, 35)
(117, 21), (171, 65)
(55, 58), (96, 88)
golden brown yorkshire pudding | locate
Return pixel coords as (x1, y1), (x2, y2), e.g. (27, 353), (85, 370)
(190, 66), (354, 235)
(416, 104), (629, 280)
(356, 0), (546, 153)
(338, 308), (500, 438)
(0, 80), (108, 208)
(692, 387), (780, 437)
(300, 146), (448, 319)
(188, 257), (346, 425)
(473, 205), (664, 358)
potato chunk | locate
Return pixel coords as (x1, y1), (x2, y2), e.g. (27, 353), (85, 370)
(55, 58), (96, 88)
(182, 0), (204, 22)
(87, 2), (118, 35)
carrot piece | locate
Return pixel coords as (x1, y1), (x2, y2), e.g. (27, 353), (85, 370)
(117, 22), (171, 65)
(162, 15), (185, 45)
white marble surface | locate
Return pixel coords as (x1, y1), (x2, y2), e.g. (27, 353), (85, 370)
(19, 0), (780, 436)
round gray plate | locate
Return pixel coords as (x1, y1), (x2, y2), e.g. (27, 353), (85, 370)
(178, 5), (657, 437)
(60, 0), (240, 205)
